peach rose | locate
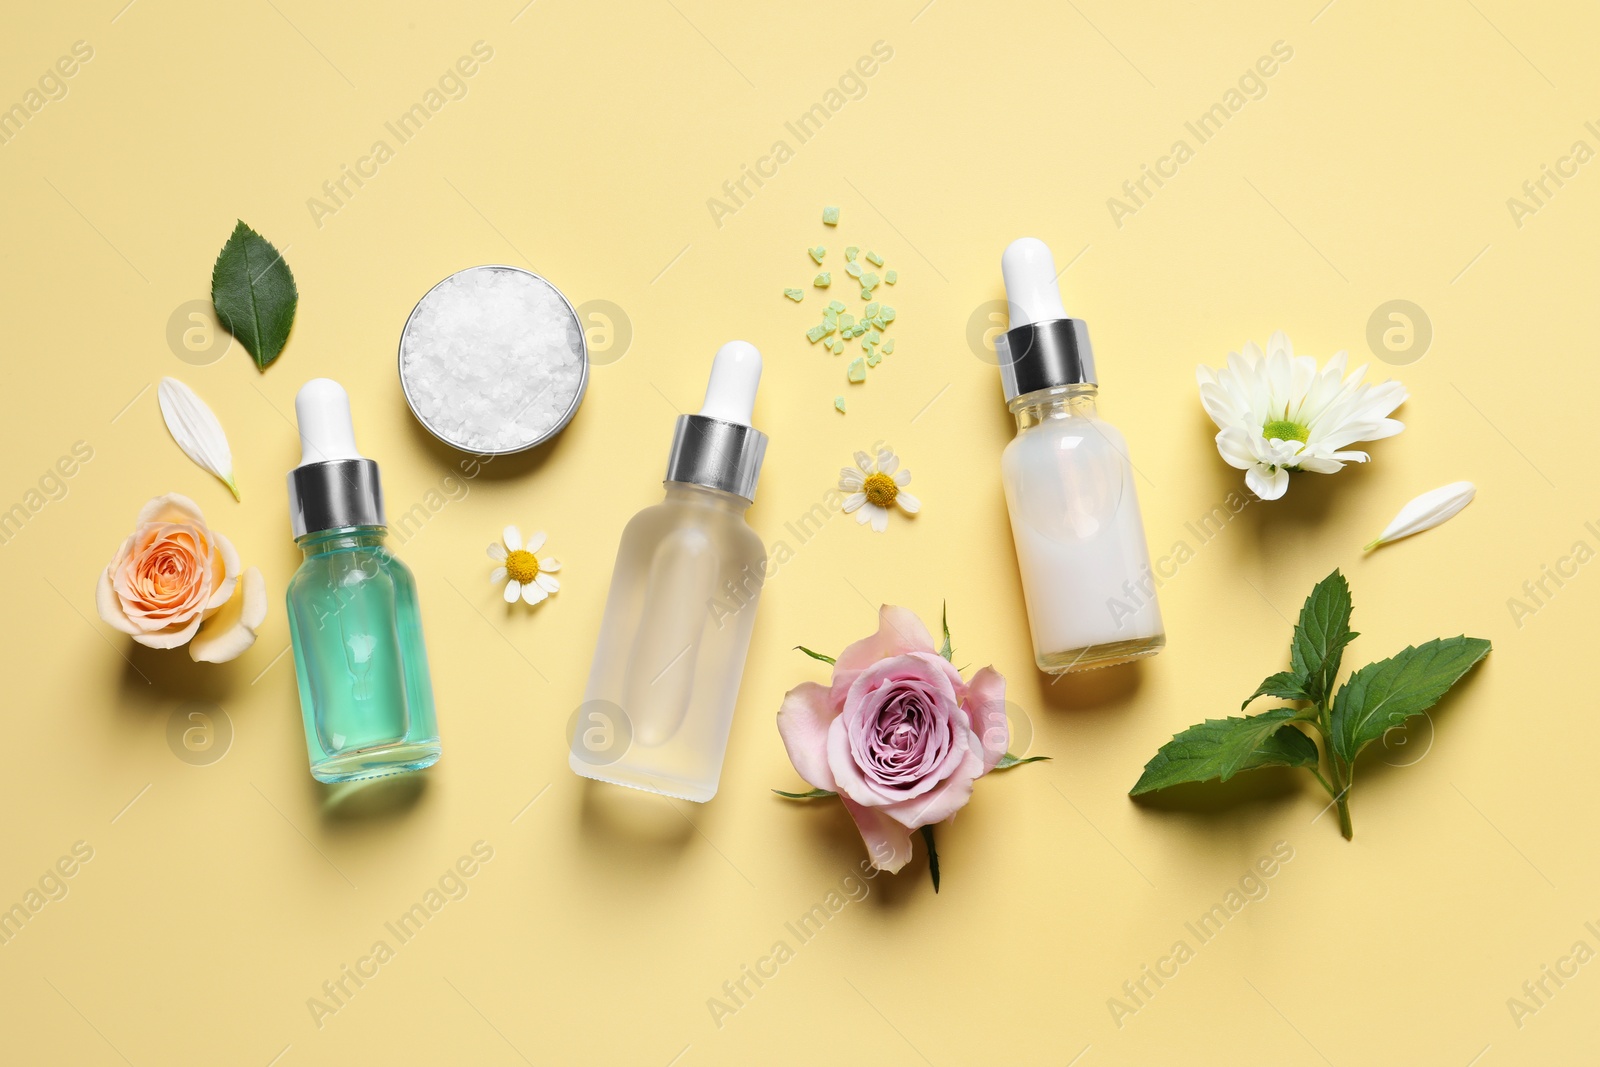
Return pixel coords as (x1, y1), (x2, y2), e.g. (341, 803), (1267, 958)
(95, 494), (266, 663)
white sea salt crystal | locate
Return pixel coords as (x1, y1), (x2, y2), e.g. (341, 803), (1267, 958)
(400, 267), (587, 453)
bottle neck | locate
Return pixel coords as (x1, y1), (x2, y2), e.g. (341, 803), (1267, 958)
(663, 481), (750, 513)
(1009, 383), (1099, 432)
(296, 525), (388, 558)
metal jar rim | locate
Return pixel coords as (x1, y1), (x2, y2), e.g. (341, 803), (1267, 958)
(397, 264), (590, 456)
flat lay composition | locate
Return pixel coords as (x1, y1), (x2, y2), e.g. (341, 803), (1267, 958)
(3, 3), (1594, 1064)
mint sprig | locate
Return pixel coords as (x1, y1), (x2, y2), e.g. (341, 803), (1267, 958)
(1131, 569), (1490, 839)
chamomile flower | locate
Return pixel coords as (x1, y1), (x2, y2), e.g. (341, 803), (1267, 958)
(839, 446), (920, 532)
(1196, 331), (1408, 500)
(487, 525), (561, 606)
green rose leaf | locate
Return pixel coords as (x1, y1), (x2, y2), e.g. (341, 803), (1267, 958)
(211, 220), (298, 371)
(1130, 709), (1319, 795)
(793, 645), (836, 665)
(1329, 636), (1491, 768)
(994, 752), (1051, 770)
(771, 787), (837, 799)
(1290, 569), (1357, 706)
(939, 600), (953, 662)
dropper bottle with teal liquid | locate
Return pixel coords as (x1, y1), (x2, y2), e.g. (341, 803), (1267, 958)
(285, 379), (440, 783)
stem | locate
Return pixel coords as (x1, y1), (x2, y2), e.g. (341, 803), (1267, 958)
(1336, 791), (1353, 840)
(1314, 700), (1355, 841)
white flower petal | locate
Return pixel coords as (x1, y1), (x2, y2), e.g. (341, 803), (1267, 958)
(503, 579), (522, 603)
(893, 468), (911, 486)
(521, 581), (548, 605)
(487, 542), (507, 561)
(503, 526), (522, 551)
(839, 468), (865, 490)
(490, 566), (507, 584)
(854, 451), (873, 473)
(877, 450), (899, 475)
(525, 530), (547, 553)
(535, 573), (560, 593)
(841, 492), (867, 514)
(158, 377), (239, 501)
(1366, 481), (1475, 550)
(854, 505), (873, 524)
(869, 505), (890, 532)
(895, 490), (921, 514)
(1246, 465), (1289, 500)
(539, 557), (561, 572)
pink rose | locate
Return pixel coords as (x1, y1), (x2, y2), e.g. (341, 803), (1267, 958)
(95, 494), (266, 663)
(777, 605), (1008, 872)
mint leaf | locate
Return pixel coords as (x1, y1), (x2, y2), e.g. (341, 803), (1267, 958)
(939, 600), (953, 662)
(1330, 636), (1491, 767)
(1242, 670), (1312, 710)
(995, 752), (1051, 770)
(1131, 710), (1319, 795)
(1290, 569), (1357, 705)
(772, 787), (837, 799)
(211, 220), (297, 371)
(793, 645), (836, 665)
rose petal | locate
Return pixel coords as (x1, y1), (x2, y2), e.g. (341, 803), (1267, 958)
(776, 682), (840, 792)
(879, 747), (984, 829)
(840, 797), (914, 873)
(830, 605), (937, 703)
(190, 567), (266, 663)
(130, 613), (203, 650)
(963, 666), (1008, 773)
(95, 562), (142, 635)
(134, 493), (208, 528)
(203, 529), (241, 612)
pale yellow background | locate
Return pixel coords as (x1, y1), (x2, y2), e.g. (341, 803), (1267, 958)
(1, 0), (1593, 1063)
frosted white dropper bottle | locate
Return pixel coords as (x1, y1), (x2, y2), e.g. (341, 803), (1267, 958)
(995, 239), (1165, 673)
(570, 342), (769, 801)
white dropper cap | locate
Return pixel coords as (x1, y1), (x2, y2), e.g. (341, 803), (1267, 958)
(1000, 237), (1069, 327)
(294, 378), (365, 467)
(696, 340), (762, 425)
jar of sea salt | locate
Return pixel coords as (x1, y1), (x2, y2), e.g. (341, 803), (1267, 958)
(399, 265), (589, 454)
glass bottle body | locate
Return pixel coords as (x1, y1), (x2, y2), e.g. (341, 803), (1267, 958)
(286, 526), (440, 782)
(1000, 385), (1165, 672)
(573, 483), (766, 802)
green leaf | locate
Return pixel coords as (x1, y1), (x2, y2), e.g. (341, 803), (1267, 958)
(772, 787), (837, 799)
(211, 220), (298, 371)
(1330, 636), (1491, 767)
(1242, 670), (1312, 710)
(1130, 710), (1319, 795)
(920, 824), (940, 892)
(1290, 569), (1358, 706)
(994, 752), (1051, 770)
(794, 645), (836, 665)
(939, 600), (953, 662)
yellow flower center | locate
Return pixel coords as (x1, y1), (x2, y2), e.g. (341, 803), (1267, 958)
(1262, 419), (1310, 444)
(505, 549), (540, 583)
(863, 471), (898, 508)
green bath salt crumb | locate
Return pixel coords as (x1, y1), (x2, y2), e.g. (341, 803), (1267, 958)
(823, 207), (840, 226)
(845, 246), (859, 261)
(814, 272), (831, 287)
(830, 338), (844, 355)
(864, 302), (880, 318)
(784, 288), (804, 302)
(808, 246), (826, 264)
(865, 250), (883, 267)
(885, 270), (897, 284)
(866, 349), (881, 367)
(806, 323), (830, 343)
(834, 395), (847, 412)
(881, 306), (896, 322)
(827, 300), (846, 314)
(847, 358), (866, 382)
(882, 338), (895, 354)
(845, 261), (862, 279)
(867, 330), (881, 345)
(860, 272), (879, 290)
(860, 290), (873, 301)
(839, 313), (855, 330)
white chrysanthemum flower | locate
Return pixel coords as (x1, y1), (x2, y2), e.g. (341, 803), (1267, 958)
(839, 446), (920, 532)
(487, 525), (561, 605)
(1196, 331), (1408, 500)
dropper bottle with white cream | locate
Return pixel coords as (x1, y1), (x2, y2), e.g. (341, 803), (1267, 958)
(571, 342), (769, 801)
(995, 239), (1165, 673)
